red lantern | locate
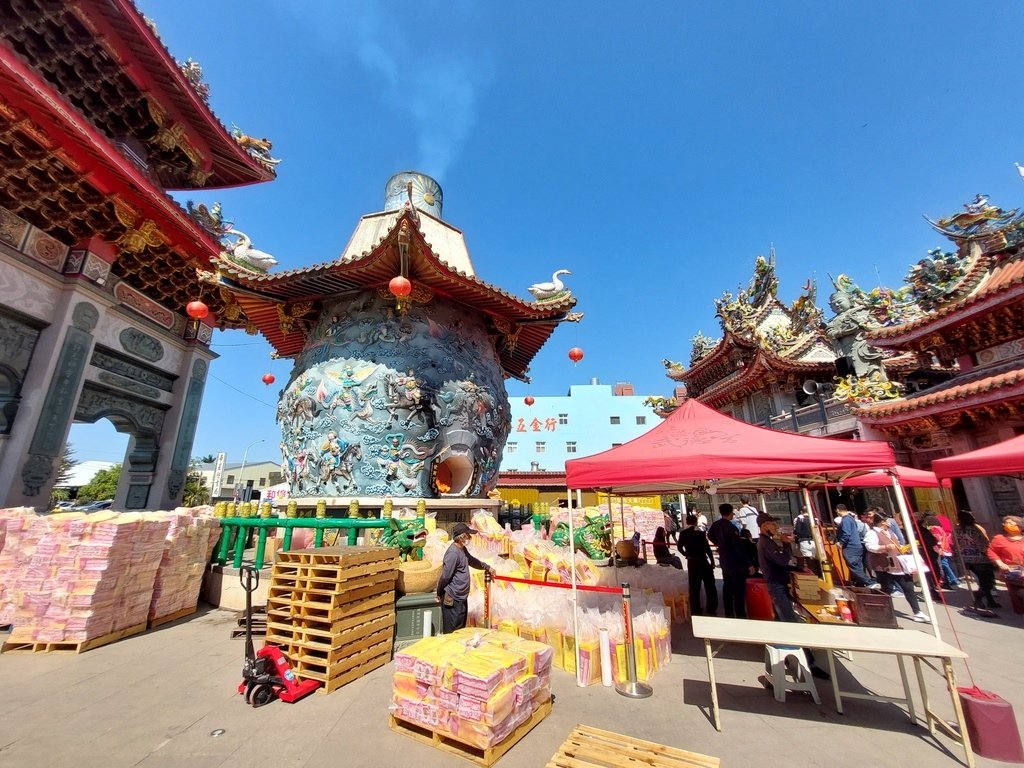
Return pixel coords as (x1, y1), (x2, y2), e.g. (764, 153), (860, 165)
(389, 275), (412, 298)
(186, 300), (209, 320)
(568, 347), (584, 364)
(261, 373), (275, 386)
(524, 396), (535, 406)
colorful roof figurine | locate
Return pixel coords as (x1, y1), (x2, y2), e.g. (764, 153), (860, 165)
(672, 251), (840, 408)
(208, 174), (580, 381)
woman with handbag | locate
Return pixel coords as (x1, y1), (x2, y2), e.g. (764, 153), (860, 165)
(864, 512), (929, 622)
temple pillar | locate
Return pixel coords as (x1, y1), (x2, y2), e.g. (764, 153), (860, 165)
(144, 348), (213, 509)
(0, 295), (101, 508)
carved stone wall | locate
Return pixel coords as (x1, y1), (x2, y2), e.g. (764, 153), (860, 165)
(0, 309), (44, 435)
(278, 291), (510, 498)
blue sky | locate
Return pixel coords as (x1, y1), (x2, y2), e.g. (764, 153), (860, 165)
(71, 1), (1024, 466)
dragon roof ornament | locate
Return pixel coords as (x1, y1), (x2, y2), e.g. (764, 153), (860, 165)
(925, 194), (1024, 251)
(689, 332), (718, 365)
(714, 251), (779, 332)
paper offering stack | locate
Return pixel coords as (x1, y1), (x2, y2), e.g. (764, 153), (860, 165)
(391, 629), (553, 749)
(148, 509), (221, 623)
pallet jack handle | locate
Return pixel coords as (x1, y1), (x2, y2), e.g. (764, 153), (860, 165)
(240, 565), (260, 665)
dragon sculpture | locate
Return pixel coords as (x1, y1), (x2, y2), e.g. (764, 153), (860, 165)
(904, 248), (968, 312)
(661, 358), (686, 381)
(551, 512), (613, 561)
(230, 125), (281, 171)
(690, 332), (718, 365)
(379, 516), (427, 561)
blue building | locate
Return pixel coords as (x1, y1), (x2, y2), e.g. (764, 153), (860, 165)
(501, 380), (656, 472)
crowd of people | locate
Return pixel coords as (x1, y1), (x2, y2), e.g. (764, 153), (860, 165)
(660, 501), (1024, 623)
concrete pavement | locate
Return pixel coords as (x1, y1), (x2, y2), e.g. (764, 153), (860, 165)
(1, 586), (1022, 768)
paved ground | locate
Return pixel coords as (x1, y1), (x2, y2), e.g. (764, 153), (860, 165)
(1, 586), (1022, 768)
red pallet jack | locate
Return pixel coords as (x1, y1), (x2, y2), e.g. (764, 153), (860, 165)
(237, 564), (320, 707)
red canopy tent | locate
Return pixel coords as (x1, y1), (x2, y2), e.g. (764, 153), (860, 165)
(564, 399), (941, 637)
(827, 465), (940, 489)
(932, 434), (1024, 479)
(565, 398), (896, 494)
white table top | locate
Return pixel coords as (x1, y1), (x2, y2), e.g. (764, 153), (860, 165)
(691, 615), (967, 660)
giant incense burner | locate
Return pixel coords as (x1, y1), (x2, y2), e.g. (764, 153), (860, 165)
(211, 172), (579, 504)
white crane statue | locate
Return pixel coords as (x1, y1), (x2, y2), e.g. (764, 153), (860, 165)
(225, 230), (277, 271)
(528, 269), (571, 300)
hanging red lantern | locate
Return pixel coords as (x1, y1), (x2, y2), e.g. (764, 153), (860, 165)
(389, 275), (412, 298)
(524, 396), (535, 406)
(186, 300), (209, 320)
(568, 346), (584, 364)
(261, 373), (276, 386)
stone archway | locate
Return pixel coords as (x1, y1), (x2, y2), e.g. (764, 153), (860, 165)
(73, 383), (167, 509)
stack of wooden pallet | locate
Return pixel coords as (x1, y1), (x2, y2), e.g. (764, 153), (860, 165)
(264, 546), (399, 693)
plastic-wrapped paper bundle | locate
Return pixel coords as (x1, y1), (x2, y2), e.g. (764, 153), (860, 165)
(0, 507), (38, 625)
(466, 580), (671, 685)
(469, 510), (504, 557)
(390, 629), (552, 749)
(148, 510), (221, 621)
(4, 510), (173, 643)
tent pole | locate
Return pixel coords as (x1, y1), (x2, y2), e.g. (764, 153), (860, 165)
(567, 487), (582, 685)
(801, 486), (832, 590)
(758, 493), (768, 516)
(607, 490), (618, 584)
(891, 473), (940, 640)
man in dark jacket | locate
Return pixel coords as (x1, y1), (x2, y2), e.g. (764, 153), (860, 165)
(708, 504), (753, 618)
(835, 504), (878, 589)
(678, 514), (718, 616)
(757, 517), (829, 679)
(436, 522), (491, 633)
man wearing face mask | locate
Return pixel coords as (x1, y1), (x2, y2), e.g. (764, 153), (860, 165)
(437, 522), (492, 633)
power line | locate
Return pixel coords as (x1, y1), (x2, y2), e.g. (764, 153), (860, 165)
(208, 373), (277, 408)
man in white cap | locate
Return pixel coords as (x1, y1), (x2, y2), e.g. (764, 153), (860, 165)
(437, 522), (492, 633)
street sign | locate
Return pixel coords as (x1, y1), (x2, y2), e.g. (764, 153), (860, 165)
(211, 452), (226, 497)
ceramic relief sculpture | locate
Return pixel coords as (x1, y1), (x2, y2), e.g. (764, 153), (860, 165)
(277, 291), (510, 498)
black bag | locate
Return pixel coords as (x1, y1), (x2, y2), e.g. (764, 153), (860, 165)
(794, 515), (812, 541)
(866, 550), (891, 571)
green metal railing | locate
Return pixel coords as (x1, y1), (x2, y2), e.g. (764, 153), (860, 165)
(212, 500), (410, 570)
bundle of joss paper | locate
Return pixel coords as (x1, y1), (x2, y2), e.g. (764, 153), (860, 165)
(148, 507), (222, 622)
(0, 506), (220, 643)
(391, 628), (552, 748)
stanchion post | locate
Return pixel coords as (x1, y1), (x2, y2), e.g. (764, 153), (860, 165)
(615, 582), (653, 698)
(484, 569), (492, 628)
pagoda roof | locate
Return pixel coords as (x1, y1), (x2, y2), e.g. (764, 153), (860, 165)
(868, 252), (1024, 347)
(856, 358), (1024, 427)
(2, 0), (274, 189)
(0, 42), (227, 307)
(213, 207), (578, 382)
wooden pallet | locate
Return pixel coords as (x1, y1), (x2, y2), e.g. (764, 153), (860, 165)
(0, 621), (147, 655)
(545, 724), (719, 768)
(390, 697), (552, 767)
(147, 605), (197, 629)
(265, 606), (395, 649)
(267, 590), (392, 624)
(276, 545), (400, 568)
(289, 627), (393, 679)
(267, 572), (397, 606)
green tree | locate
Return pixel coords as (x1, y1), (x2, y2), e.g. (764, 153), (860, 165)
(197, 454), (215, 465)
(77, 464), (121, 504)
(182, 468), (210, 506)
(49, 444), (78, 508)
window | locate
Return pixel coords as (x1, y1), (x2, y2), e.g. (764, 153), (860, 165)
(610, 416), (620, 425)
(558, 413), (568, 425)
(269, 472), (283, 484)
(566, 441), (577, 453)
(259, 477), (266, 487)
(507, 442), (518, 453)
(636, 415), (646, 425)
(536, 442), (546, 453)
(226, 474), (235, 485)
